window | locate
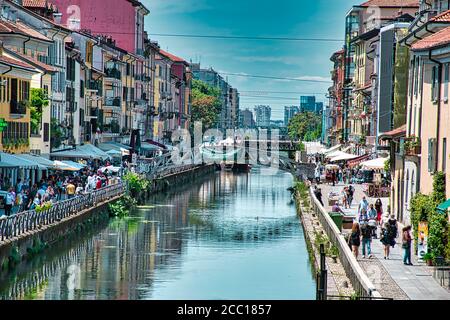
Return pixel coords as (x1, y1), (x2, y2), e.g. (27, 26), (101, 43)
(2, 122), (29, 141)
(86, 42), (93, 64)
(43, 123), (49, 142)
(80, 80), (84, 98)
(443, 138), (447, 171)
(20, 80), (30, 101)
(10, 78), (18, 102)
(428, 138), (437, 173)
(445, 63), (449, 102)
(431, 65), (440, 102)
(414, 57), (419, 97)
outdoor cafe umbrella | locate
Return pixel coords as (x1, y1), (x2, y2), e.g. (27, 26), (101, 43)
(329, 152), (358, 163)
(52, 160), (81, 172)
(360, 157), (389, 170)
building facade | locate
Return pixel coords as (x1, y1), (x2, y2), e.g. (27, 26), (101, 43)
(284, 105), (299, 127)
(254, 105), (271, 128)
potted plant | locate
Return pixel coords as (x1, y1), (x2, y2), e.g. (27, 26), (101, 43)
(423, 253), (434, 266)
(330, 245), (339, 263)
(405, 135), (421, 155)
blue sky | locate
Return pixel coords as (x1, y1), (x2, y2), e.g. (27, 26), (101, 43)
(143, 0), (353, 120)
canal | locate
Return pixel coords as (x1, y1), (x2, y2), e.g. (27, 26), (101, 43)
(0, 167), (316, 300)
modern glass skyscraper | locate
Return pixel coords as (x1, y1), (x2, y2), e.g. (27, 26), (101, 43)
(254, 105), (271, 128)
(284, 106), (300, 126)
(300, 96), (316, 113)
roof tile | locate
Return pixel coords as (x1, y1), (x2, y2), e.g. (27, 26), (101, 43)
(159, 49), (186, 63)
(430, 9), (450, 22)
(412, 26), (450, 50)
(0, 55), (36, 70)
(359, 0), (419, 7)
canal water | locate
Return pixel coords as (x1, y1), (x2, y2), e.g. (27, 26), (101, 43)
(0, 168), (316, 300)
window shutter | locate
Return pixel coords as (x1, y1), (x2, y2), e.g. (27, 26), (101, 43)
(44, 123), (49, 142)
(428, 138), (437, 173)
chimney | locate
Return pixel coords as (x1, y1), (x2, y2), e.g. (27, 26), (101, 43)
(53, 12), (62, 24)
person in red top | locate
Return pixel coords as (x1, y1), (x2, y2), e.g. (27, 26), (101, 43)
(96, 178), (102, 190)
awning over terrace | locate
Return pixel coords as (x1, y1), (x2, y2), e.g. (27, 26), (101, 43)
(51, 144), (111, 160)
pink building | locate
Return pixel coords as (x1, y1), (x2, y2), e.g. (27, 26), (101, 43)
(48, 0), (149, 54)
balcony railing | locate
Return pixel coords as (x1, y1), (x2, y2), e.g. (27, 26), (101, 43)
(104, 97), (121, 107)
(10, 100), (27, 116)
(86, 80), (103, 95)
(104, 68), (121, 80)
(65, 101), (77, 113)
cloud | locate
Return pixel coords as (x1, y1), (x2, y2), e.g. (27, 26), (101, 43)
(294, 75), (330, 82)
(146, 0), (211, 14)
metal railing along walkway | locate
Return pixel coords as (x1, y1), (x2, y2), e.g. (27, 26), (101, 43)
(0, 183), (125, 243)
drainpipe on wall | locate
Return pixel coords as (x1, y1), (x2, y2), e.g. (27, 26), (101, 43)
(428, 50), (442, 174)
(22, 36), (31, 55)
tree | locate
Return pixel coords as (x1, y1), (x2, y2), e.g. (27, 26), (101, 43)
(51, 118), (64, 149)
(29, 88), (49, 134)
(191, 79), (222, 130)
(287, 112), (322, 141)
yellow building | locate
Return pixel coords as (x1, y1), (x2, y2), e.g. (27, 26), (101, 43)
(0, 51), (38, 154)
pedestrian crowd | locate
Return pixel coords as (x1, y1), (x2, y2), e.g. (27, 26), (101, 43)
(1, 159), (126, 217)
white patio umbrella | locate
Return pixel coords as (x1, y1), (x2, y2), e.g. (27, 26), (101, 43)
(360, 157), (389, 170)
(99, 166), (121, 173)
(329, 152), (358, 162)
(52, 160), (80, 171)
(325, 150), (347, 159)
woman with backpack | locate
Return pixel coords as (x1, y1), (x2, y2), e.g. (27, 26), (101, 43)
(348, 222), (361, 259)
(380, 215), (398, 259)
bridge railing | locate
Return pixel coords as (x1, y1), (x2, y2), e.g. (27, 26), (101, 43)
(309, 187), (382, 299)
(0, 183), (125, 243)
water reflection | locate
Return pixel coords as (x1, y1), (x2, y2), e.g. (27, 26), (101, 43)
(0, 168), (315, 300)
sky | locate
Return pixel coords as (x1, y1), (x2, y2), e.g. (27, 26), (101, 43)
(143, 0), (354, 120)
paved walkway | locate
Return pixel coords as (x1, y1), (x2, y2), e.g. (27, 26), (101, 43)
(319, 182), (450, 300)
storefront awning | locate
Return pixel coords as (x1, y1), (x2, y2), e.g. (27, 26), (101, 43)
(0, 152), (39, 169)
(347, 154), (371, 167)
(379, 124), (406, 142)
(15, 154), (54, 170)
(51, 144), (111, 160)
(330, 152), (359, 162)
(319, 144), (342, 155)
(437, 199), (450, 213)
(360, 157), (389, 170)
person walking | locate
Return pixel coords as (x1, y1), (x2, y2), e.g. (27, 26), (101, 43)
(4, 188), (15, 216)
(381, 215), (398, 259)
(358, 196), (369, 217)
(314, 186), (324, 207)
(402, 226), (413, 266)
(361, 219), (373, 258)
(347, 185), (354, 208)
(375, 198), (383, 227)
(368, 204), (378, 238)
(315, 165), (321, 184)
(331, 170), (336, 186)
(349, 222), (361, 259)
(342, 187), (349, 209)
(66, 181), (76, 199)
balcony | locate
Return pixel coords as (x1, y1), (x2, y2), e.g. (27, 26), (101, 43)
(65, 101), (77, 113)
(86, 80), (103, 95)
(104, 67), (121, 80)
(104, 97), (121, 108)
(10, 100), (27, 117)
(404, 137), (421, 156)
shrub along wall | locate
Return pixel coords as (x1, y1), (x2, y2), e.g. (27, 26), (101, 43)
(410, 172), (449, 263)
